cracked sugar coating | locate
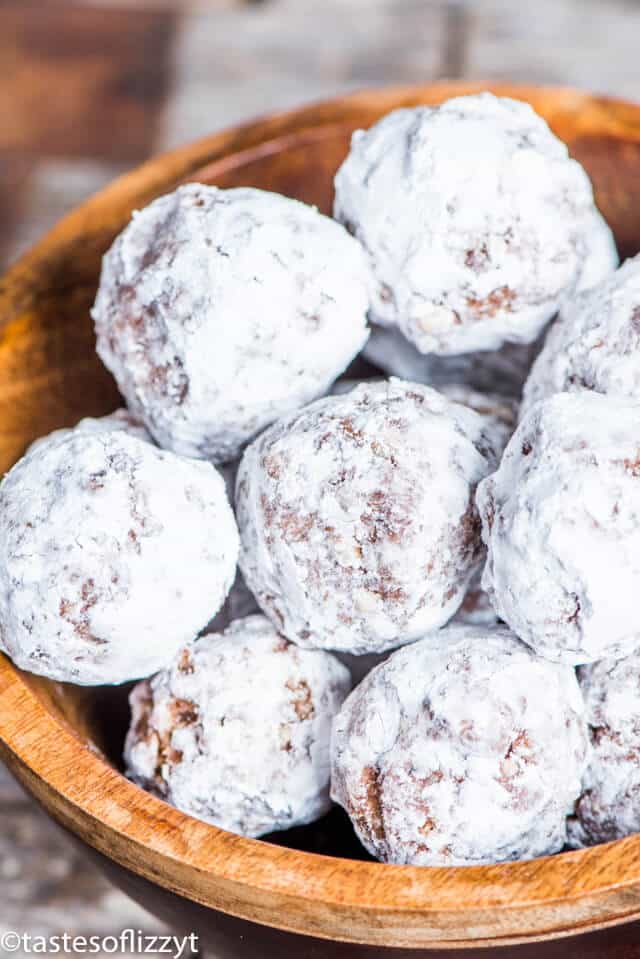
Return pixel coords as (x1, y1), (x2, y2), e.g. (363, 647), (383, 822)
(236, 379), (499, 655)
(331, 624), (588, 866)
(93, 183), (370, 464)
(125, 614), (352, 837)
(0, 430), (238, 685)
(27, 408), (152, 456)
(335, 94), (617, 356)
(478, 391), (640, 664)
(522, 256), (640, 418)
(568, 655), (640, 848)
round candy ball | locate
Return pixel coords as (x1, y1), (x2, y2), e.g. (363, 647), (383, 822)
(0, 430), (238, 684)
(27, 408), (152, 456)
(331, 379), (518, 454)
(236, 379), (500, 655)
(478, 391), (640, 664)
(331, 624), (588, 866)
(93, 183), (371, 464)
(125, 614), (352, 837)
(522, 256), (640, 418)
(333, 383), (507, 633)
(569, 654), (640, 847)
(334, 94), (617, 356)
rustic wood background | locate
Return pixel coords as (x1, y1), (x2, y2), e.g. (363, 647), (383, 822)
(1, 0), (640, 955)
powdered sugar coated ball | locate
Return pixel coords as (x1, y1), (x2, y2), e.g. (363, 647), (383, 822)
(331, 379), (516, 456)
(93, 184), (370, 464)
(0, 430), (238, 684)
(335, 94), (617, 356)
(478, 391), (640, 664)
(27, 408), (152, 456)
(125, 614), (352, 837)
(331, 624), (588, 866)
(522, 256), (640, 418)
(334, 384), (507, 632)
(236, 379), (499, 655)
(568, 654), (640, 847)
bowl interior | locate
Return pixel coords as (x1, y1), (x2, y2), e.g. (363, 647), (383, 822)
(4, 83), (640, 946)
(10, 85), (640, 851)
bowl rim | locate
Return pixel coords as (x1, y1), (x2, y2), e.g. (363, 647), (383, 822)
(2, 81), (640, 948)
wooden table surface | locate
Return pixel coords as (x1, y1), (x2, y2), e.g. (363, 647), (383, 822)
(1, 0), (640, 955)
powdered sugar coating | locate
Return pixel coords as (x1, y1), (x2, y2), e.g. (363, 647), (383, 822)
(93, 183), (370, 464)
(236, 379), (499, 655)
(578, 207), (621, 292)
(568, 655), (640, 847)
(363, 323), (541, 401)
(522, 256), (640, 418)
(0, 430), (238, 684)
(125, 614), (352, 837)
(331, 624), (588, 866)
(27, 408), (152, 456)
(333, 381), (507, 632)
(478, 391), (640, 664)
(332, 378), (516, 459)
(335, 94), (617, 355)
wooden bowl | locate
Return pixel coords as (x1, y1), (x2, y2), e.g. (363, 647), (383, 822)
(2, 83), (640, 956)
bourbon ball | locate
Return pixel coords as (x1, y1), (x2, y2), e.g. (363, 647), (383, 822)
(236, 379), (500, 655)
(125, 614), (352, 837)
(522, 256), (640, 418)
(331, 624), (589, 866)
(93, 183), (370, 464)
(335, 94), (617, 356)
(568, 654), (640, 847)
(27, 408), (152, 456)
(478, 391), (640, 664)
(0, 430), (238, 684)
(332, 376), (517, 457)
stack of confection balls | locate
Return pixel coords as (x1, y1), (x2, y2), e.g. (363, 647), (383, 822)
(6, 92), (640, 865)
